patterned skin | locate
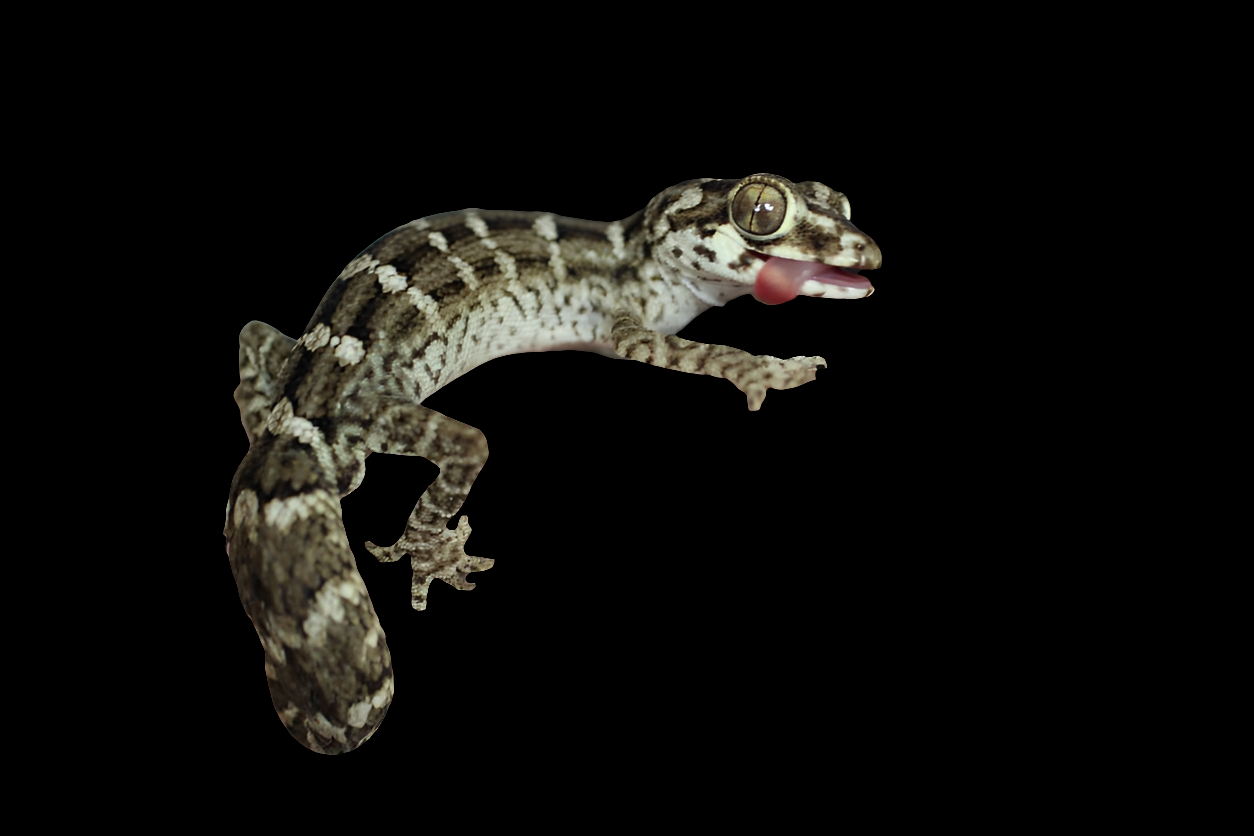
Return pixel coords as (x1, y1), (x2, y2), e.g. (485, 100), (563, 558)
(225, 174), (880, 753)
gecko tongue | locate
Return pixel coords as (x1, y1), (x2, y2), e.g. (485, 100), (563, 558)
(753, 256), (873, 305)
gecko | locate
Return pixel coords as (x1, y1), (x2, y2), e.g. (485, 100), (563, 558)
(225, 173), (881, 753)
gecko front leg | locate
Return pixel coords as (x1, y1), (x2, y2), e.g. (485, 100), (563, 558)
(360, 401), (494, 611)
(609, 310), (826, 411)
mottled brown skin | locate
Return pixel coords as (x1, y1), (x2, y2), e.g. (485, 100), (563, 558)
(225, 174), (880, 753)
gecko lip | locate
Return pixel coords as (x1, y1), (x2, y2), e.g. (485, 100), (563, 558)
(748, 251), (869, 274)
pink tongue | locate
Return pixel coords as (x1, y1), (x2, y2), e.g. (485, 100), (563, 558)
(753, 256), (872, 305)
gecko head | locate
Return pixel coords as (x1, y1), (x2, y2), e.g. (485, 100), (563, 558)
(647, 173), (881, 306)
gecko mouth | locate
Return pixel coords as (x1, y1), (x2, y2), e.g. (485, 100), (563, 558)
(750, 253), (874, 304)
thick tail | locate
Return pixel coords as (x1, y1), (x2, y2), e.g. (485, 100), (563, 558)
(225, 439), (393, 754)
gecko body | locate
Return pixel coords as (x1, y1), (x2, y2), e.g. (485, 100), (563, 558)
(225, 173), (881, 753)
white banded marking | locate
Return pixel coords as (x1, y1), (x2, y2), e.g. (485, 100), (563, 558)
(375, 264), (407, 292)
(447, 255), (480, 289)
(669, 186), (704, 213)
(465, 211), (490, 238)
(606, 221), (626, 261)
(533, 214), (558, 241)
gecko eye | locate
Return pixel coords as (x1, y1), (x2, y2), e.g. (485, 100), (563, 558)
(729, 175), (797, 240)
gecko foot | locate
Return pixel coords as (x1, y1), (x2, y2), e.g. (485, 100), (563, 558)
(365, 515), (494, 611)
(733, 354), (827, 411)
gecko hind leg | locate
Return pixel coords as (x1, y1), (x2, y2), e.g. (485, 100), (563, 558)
(361, 402), (493, 611)
(235, 321), (298, 446)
